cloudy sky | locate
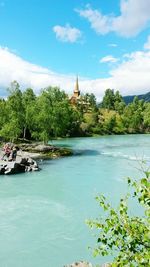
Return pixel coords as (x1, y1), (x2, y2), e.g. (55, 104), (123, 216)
(0, 0), (150, 100)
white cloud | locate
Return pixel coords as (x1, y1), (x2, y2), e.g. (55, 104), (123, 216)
(77, 0), (150, 37)
(109, 50), (150, 95)
(100, 55), (118, 63)
(144, 35), (150, 50)
(0, 47), (76, 97)
(53, 24), (82, 43)
(76, 6), (111, 35)
(0, 47), (150, 101)
(108, 43), (118, 47)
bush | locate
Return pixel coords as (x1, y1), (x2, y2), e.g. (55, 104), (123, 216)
(87, 166), (150, 266)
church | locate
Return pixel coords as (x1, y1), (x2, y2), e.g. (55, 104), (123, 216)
(70, 76), (81, 104)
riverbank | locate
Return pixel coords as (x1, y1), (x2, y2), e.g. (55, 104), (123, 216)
(0, 142), (73, 159)
(17, 143), (73, 159)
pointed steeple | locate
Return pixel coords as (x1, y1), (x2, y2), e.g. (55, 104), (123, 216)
(73, 76), (80, 97)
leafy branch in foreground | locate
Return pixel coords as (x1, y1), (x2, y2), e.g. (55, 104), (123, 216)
(87, 168), (150, 266)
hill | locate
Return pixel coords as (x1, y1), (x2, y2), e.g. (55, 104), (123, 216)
(123, 91), (150, 104)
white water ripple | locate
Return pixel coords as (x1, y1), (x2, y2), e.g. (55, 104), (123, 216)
(101, 151), (150, 161)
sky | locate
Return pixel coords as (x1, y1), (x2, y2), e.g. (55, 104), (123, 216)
(0, 0), (150, 100)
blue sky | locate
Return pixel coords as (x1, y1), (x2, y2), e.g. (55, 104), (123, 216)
(0, 0), (150, 99)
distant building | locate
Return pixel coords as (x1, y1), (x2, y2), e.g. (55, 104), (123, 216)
(70, 76), (81, 104)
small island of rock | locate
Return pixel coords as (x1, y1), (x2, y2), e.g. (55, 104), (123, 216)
(0, 142), (73, 175)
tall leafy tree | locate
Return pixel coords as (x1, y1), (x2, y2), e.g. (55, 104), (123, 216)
(143, 103), (150, 131)
(122, 97), (145, 133)
(0, 99), (8, 131)
(114, 91), (126, 114)
(0, 81), (24, 141)
(22, 88), (36, 139)
(101, 89), (115, 110)
(30, 86), (82, 142)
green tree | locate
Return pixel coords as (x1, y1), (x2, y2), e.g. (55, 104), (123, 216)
(84, 93), (98, 111)
(114, 91), (126, 114)
(7, 81), (24, 129)
(143, 103), (150, 131)
(87, 168), (150, 266)
(31, 86), (82, 142)
(80, 112), (99, 135)
(22, 88), (36, 139)
(0, 117), (22, 142)
(0, 81), (24, 141)
(98, 109), (125, 134)
(31, 88), (54, 143)
(101, 89), (115, 110)
(0, 99), (9, 131)
(122, 97), (145, 133)
(101, 89), (125, 114)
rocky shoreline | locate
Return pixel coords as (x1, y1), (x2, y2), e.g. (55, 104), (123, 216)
(0, 143), (73, 175)
(17, 143), (73, 159)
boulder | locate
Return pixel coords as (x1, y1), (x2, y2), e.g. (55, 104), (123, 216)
(4, 163), (25, 174)
(33, 144), (55, 152)
(0, 157), (40, 175)
(0, 165), (6, 174)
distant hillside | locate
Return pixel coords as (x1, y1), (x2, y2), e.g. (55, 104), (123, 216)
(123, 91), (150, 104)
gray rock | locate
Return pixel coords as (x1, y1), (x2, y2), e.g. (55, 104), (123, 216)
(33, 144), (55, 152)
(18, 143), (56, 153)
(0, 156), (40, 175)
(0, 165), (5, 174)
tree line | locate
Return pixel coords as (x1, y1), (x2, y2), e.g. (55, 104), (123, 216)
(0, 81), (150, 142)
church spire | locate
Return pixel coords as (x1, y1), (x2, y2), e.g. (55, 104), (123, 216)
(73, 76), (80, 97)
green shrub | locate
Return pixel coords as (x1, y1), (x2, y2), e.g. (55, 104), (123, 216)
(87, 166), (150, 266)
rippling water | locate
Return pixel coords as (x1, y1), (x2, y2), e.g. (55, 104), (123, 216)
(0, 134), (149, 267)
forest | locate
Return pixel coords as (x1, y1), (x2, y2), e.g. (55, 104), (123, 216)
(0, 81), (150, 143)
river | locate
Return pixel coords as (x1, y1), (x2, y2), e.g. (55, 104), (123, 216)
(0, 134), (149, 267)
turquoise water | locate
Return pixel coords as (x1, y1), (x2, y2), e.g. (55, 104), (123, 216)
(0, 134), (150, 267)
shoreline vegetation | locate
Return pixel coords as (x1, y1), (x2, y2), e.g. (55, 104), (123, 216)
(0, 81), (149, 173)
(87, 167), (150, 267)
(0, 81), (149, 145)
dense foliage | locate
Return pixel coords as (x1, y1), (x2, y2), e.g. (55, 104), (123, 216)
(87, 167), (150, 266)
(0, 81), (82, 142)
(0, 82), (150, 142)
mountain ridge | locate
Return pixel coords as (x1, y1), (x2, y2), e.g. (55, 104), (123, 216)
(123, 91), (150, 104)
